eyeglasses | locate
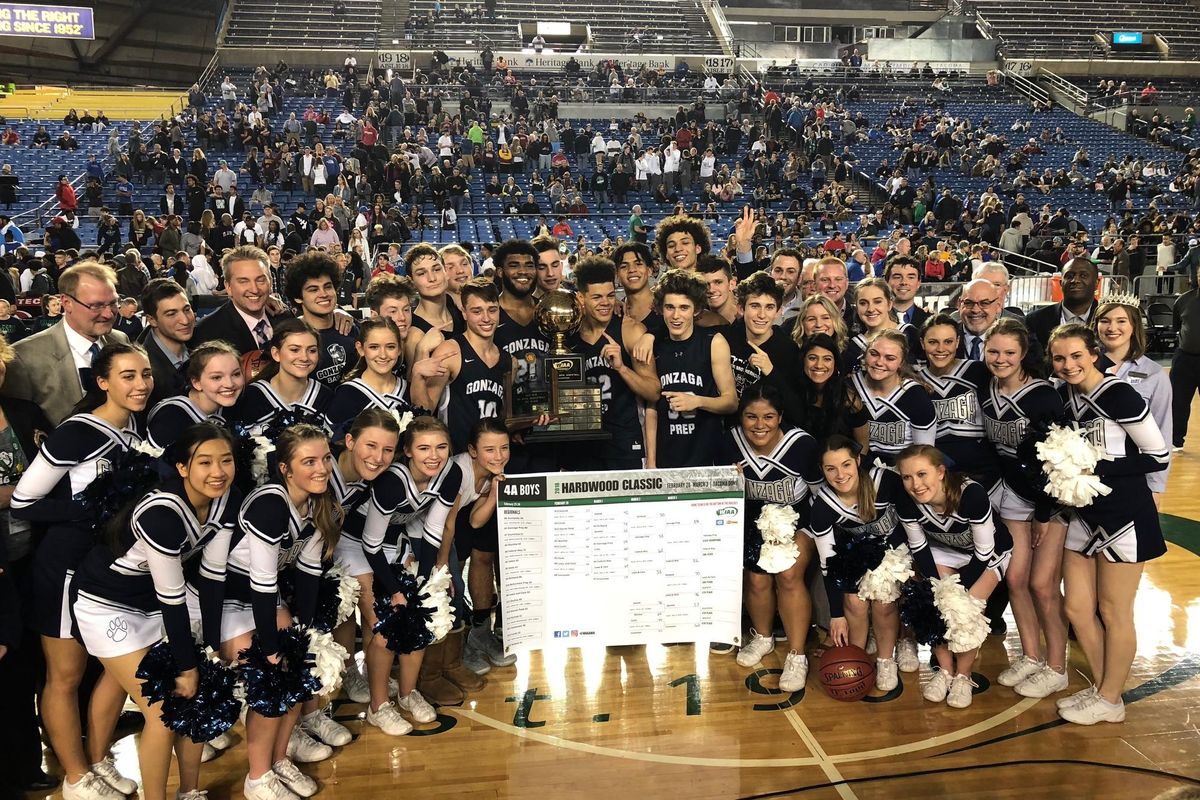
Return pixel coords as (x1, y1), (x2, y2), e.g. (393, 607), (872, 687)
(960, 298), (999, 311)
(64, 293), (119, 314)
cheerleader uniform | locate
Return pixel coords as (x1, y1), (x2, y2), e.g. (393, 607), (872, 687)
(980, 377), (1063, 521)
(565, 318), (646, 469)
(841, 325), (921, 373)
(653, 328), (725, 468)
(228, 379), (333, 434)
(72, 485), (239, 664)
(899, 479), (1014, 589)
(11, 414), (144, 638)
(222, 485), (323, 650)
(147, 395), (227, 451)
(809, 467), (907, 617)
(850, 372), (937, 466)
(439, 333), (511, 453)
(717, 427), (821, 574)
(325, 375), (411, 438)
(447, 452), (496, 556)
(1060, 376), (1170, 563)
(916, 359), (999, 487)
(328, 456), (384, 578)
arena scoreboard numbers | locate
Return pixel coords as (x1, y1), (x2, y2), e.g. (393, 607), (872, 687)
(0, 3), (93, 38)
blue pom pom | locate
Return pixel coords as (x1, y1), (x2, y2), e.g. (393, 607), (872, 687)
(899, 579), (947, 647)
(238, 626), (321, 718)
(825, 535), (887, 594)
(77, 449), (163, 531)
(372, 567), (434, 654)
(743, 527), (763, 570)
(136, 642), (241, 742)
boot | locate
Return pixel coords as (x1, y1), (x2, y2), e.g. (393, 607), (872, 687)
(442, 628), (487, 692)
(416, 638), (466, 707)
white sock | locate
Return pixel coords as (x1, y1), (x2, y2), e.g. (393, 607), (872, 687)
(245, 775), (265, 789)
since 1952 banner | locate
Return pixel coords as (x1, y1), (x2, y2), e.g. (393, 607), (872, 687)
(0, 3), (94, 39)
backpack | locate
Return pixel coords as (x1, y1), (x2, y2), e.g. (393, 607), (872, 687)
(30, 270), (54, 296)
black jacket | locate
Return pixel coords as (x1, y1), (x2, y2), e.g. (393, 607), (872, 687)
(138, 326), (189, 408)
(1025, 301), (1095, 349)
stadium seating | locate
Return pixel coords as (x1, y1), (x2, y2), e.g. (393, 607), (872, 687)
(222, 0), (382, 49)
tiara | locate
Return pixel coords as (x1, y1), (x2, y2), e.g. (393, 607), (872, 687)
(1097, 291), (1141, 309)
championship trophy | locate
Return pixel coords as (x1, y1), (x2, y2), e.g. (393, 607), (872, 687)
(520, 288), (609, 442)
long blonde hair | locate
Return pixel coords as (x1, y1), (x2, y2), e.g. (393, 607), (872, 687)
(793, 294), (849, 352)
(276, 424), (344, 559)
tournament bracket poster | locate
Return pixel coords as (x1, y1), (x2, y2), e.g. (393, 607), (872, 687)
(497, 467), (745, 653)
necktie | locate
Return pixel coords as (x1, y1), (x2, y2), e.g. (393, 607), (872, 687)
(969, 336), (982, 361)
(79, 342), (101, 391)
(253, 319), (270, 349)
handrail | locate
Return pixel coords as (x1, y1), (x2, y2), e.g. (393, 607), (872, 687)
(197, 52), (222, 94)
(1002, 68), (1049, 104)
(698, 0), (736, 59)
(1038, 67), (1087, 108)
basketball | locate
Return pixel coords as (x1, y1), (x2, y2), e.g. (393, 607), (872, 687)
(817, 646), (876, 702)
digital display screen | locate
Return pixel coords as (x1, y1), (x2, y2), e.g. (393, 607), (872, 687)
(1113, 31), (1143, 45)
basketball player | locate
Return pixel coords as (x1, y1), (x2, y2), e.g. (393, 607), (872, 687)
(566, 256), (661, 470)
(614, 241), (662, 337)
(722, 271), (803, 422)
(284, 252), (358, 386)
(532, 235), (567, 295)
(439, 244), (473, 311)
(645, 269), (737, 469)
(405, 244), (465, 371)
(410, 277), (515, 453)
(654, 214), (710, 272)
(697, 255), (739, 324)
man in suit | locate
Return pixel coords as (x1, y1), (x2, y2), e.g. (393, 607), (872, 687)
(160, 183), (182, 217)
(166, 147), (188, 186)
(191, 245), (286, 356)
(138, 278), (195, 407)
(1025, 257), (1099, 346)
(886, 255), (929, 328)
(975, 262), (1026, 320)
(227, 186), (246, 221)
(1, 261), (128, 424)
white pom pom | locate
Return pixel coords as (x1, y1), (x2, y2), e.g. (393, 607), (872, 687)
(856, 546), (914, 604)
(931, 574), (989, 654)
(250, 434), (276, 485)
(388, 409), (414, 434)
(1035, 424), (1113, 507)
(326, 562), (361, 628)
(132, 440), (165, 459)
(306, 627), (349, 697)
(757, 539), (801, 573)
(419, 565), (454, 642)
(757, 503), (800, 544)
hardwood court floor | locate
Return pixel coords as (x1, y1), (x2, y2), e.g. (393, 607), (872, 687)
(32, 427), (1200, 800)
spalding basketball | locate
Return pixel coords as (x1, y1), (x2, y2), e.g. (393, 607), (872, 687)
(817, 645), (876, 702)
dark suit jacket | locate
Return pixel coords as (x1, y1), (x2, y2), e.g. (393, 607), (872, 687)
(138, 327), (189, 408)
(159, 193), (182, 216)
(1, 323), (129, 424)
(1025, 302), (1096, 350)
(900, 303), (930, 330)
(191, 301), (287, 356)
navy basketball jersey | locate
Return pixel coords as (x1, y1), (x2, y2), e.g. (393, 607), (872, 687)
(494, 305), (550, 406)
(654, 328), (724, 468)
(411, 301), (466, 336)
(566, 318), (644, 459)
(439, 333), (511, 452)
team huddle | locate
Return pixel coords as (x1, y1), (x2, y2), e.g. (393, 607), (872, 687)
(3, 213), (1172, 800)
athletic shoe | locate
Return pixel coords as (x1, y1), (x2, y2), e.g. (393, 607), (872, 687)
(201, 743), (219, 763)
(341, 665), (370, 704)
(778, 651), (808, 692)
(209, 730), (235, 750)
(947, 673), (978, 709)
(875, 658), (898, 692)
(301, 705), (353, 747)
(895, 638), (920, 673)
(242, 773), (298, 800)
(1056, 685), (1097, 710)
(989, 618), (1008, 636)
(93, 757), (137, 795)
(865, 630), (877, 655)
(462, 637), (493, 676)
(1059, 694), (1126, 725)
(397, 690), (437, 724)
(469, 625), (517, 667)
(922, 669), (952, 703)
(1173, 444), (1184, 453)
(63, 772), (124, 800)
(366, 701), (413, 736)
(735, 629), (775, 667)
(997, 655), (1043, 687)
(709, 642), (735, 655)
(177, 790), (208, 800)
(271, 760), (317, 799)
(1015, 665), (1069, 699)
(285, 727), (332, 764)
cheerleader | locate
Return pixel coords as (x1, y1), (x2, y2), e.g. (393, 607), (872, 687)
(451, 419), (516, 676)
(1048, 323), (1170, 725)
(811, 435), (909, 691)
(147, 341), (245, 450)
(11, 343), (152, 800)
(229, 318), (332, 433)
(895, 445), (1014, 709)
(981, 317), (1070, 698)
(794, 334), (869, 451)
(645, 269), (737, 468)
(850, 329), (936, 465)
(360, 416), (466, 733)
(326, 318), (412, 436)
(916, 314), (999, 485)
(1092, 298), (1173, 507)
(789, 294), (849, 353)
(841, 278), (921, 372)
(718, 383), (820, 690)
(71, 424), (238, 800)
(221, 424), (344, 800)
